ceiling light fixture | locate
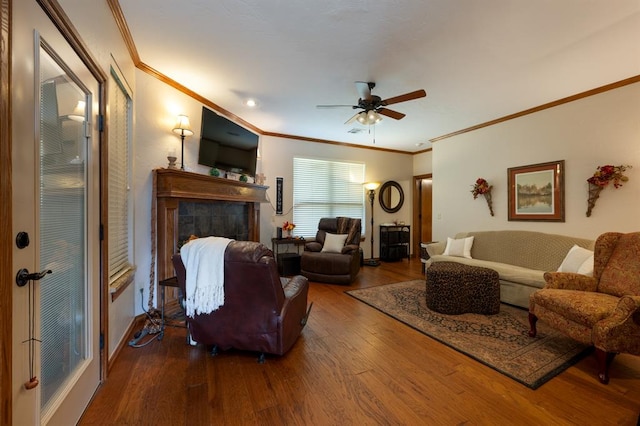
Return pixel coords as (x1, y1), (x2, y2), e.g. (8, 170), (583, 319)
(244, 99), (258, 107)
(356, 110), (382, 126)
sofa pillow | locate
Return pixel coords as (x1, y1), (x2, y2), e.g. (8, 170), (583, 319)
(443, 236), (474, 259)
(558, 245), (594, 275)
(577, 254), (594, 277)
(322, 233), (348, 253)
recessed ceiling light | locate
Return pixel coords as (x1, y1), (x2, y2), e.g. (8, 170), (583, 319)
(244, 99), (258, 107)
(415, 142), (424, 147)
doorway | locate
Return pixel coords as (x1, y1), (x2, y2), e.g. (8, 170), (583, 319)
(412, 174), (433, 257)
(11, 9), (104, 425)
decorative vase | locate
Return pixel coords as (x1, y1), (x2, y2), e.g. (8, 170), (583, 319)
(286, 229), (292, 238)
(586, 183), (603, 217)
(483, 191), (494, 216)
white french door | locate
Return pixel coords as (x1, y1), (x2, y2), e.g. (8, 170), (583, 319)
(12, 22), (101, 426)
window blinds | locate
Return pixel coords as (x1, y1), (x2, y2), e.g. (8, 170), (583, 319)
(292, 157), (365, 237)
(108, 70), (132, 282)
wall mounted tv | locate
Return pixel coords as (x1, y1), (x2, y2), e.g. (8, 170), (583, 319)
(197, 107), (259, 176)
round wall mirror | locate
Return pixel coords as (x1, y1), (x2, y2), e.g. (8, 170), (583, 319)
(379, 181), (404, 213)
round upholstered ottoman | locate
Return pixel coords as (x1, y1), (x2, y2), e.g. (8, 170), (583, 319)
(425, 262), (500, 315)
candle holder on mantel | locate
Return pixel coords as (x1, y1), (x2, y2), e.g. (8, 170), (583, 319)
(167, 154), (178, 169)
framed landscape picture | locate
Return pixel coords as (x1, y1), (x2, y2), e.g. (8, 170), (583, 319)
(508, 160), (564, 221)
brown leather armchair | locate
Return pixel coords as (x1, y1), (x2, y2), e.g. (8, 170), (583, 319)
(529, 232), (640, 384)
(172, 240), (310, 361)
(300, 217), (361, 284)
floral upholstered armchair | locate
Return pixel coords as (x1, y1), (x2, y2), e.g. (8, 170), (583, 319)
(528, 232), (640, 384)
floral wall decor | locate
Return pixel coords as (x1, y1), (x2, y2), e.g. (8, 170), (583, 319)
(471, 178), (494, 216)
(586, 164), (632, 217)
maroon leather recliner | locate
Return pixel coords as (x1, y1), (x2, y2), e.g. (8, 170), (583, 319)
(300, 217), (362, 284)
(172, 240), (310, 360)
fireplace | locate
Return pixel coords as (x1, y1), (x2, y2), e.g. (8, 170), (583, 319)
(178, 201), (250, 243)
(153, 168), (268, 281)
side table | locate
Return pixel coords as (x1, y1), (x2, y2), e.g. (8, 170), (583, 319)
(158, 276), (185, 339)
(420, 241), (437, 273)
(271, 237), (306, 275)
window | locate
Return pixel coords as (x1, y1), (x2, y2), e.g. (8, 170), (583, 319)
(108, 68), (134, 293)
(293, 157), (365, 237)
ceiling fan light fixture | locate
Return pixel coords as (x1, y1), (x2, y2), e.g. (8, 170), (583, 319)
(356, 110), (382, 126)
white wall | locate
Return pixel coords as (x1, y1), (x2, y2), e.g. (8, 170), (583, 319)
(431, 82), (640, 241)
(413, 149), (433, 176)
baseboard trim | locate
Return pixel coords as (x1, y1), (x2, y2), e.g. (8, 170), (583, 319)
(107, 314), (145, 373)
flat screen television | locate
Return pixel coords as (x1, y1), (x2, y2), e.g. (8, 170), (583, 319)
(197, 107), (259, 176)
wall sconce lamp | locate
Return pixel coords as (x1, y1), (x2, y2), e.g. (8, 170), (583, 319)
(364, 182), (381, 266)
(172, 114), (194, 170)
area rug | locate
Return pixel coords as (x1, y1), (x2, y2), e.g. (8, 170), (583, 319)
(346, 280), (591, 389)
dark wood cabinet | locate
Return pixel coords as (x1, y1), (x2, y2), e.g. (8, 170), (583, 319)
(380, 225), (410, 262)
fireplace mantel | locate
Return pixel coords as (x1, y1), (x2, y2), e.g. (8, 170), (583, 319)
(154, 168), (268, 204)
(154, 168), (269, 281)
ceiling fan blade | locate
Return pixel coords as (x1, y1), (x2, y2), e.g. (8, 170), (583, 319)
(316, 104), (357, 109)
(355, 81), (374, 101)
(382, 89), (426, 106)
(377, 108), (406, 120)
(344, 112), (362, 125)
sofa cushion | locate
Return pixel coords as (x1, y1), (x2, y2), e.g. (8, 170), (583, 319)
(558, 245), (594, 275)
(301, 251), (353, 275)
(443, 236), (474, 259)
(530, 288), (619, 327)
(322, 233), (348, 253)
(428, 255), (546, 288)
(455, 230), (594, 271)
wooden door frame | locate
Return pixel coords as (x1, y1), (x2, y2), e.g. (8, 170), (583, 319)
(1, 0), (13, 422)
(412, 173), (432, 258)
(37, 0), (109, 380)
(1, 1), (109, 419)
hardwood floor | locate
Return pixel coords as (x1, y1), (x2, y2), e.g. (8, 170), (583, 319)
(80, 259), (640, 425)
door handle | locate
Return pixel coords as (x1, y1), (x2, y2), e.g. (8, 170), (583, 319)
(16, 268), (52, 287)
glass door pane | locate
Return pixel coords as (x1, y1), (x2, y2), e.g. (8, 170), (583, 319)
(38, 43), (88, 412)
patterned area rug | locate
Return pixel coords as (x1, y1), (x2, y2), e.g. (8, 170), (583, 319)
(346, 280), (591, 389)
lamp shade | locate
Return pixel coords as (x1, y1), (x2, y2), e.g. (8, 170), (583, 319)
(68, 100), (86, 122)
(172, 114), (194, 136)
(364, 182), (380, 191)
(368, 110), (382, 124)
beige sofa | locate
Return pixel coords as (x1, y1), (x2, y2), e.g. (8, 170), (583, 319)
(425, 230), (594, 308)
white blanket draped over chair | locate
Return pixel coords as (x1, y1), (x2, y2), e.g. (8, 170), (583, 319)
(180, 236), (233, 317)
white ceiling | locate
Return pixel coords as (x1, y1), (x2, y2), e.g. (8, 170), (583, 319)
(118, 0), (640, 152)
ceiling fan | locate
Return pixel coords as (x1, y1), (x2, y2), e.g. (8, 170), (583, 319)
(317, 81), (427, 125)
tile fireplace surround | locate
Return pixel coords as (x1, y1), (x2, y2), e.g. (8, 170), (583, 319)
(153, 168), (269, 281)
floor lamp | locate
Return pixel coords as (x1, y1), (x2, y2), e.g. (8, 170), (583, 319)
(364, 182), (380, 266)
(172, 114), (193, 170)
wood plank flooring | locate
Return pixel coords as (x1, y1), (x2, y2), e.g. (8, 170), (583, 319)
(80, 259), (640, 425)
